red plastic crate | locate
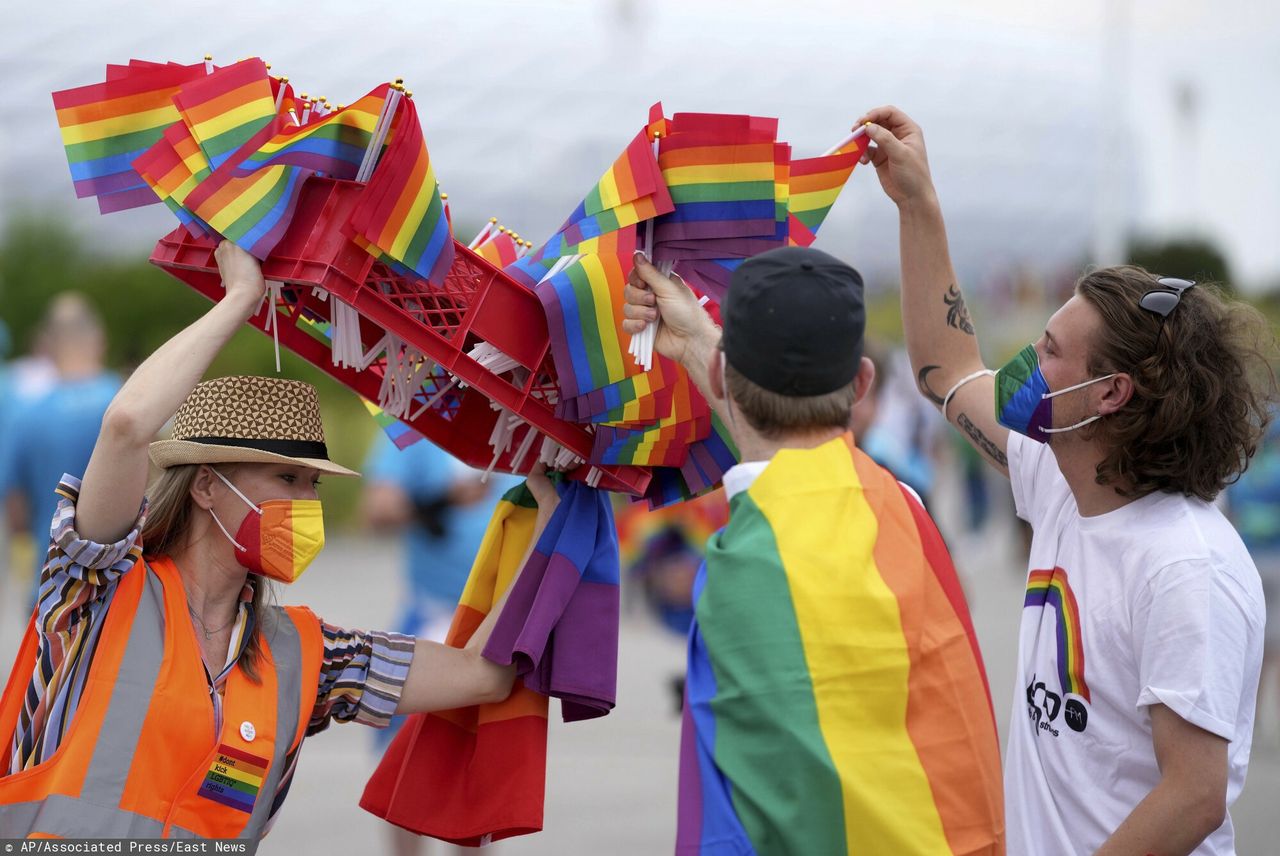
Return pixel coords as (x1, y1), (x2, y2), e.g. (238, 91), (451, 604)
(150, 176), (651, 496)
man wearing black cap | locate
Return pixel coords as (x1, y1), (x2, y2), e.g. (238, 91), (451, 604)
(623, 248), (1005, 854)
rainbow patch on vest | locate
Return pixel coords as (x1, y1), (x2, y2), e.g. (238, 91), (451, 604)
(197, 744), (268, 814)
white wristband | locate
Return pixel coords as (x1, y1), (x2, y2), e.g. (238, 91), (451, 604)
(942, 369), (996, 421)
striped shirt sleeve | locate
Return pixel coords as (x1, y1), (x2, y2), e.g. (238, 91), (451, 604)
(38, 474), (147, 634)
(308, 623), (415, 735)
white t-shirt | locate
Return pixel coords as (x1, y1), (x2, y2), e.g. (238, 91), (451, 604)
(1005, 432), (1265, 856)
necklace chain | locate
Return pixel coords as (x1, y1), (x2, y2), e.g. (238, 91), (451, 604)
(187, 603), (237, 640)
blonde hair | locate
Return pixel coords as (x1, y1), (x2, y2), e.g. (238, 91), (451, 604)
(142, 463), (272, 682)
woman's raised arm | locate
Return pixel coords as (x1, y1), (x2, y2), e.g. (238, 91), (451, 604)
(75, 242), (266, 543)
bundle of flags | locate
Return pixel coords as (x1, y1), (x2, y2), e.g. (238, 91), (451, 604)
(53, 57), (454, 286)
(362, 479), (620, 845)
(515, 106), (864, 507)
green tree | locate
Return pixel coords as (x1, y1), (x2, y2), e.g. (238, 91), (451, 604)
(0, 218), (375, 527)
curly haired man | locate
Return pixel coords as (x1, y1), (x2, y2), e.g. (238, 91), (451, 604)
(859, 106), (1276, 856)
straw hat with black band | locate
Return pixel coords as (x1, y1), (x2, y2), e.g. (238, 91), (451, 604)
(149, 375), (360, 477)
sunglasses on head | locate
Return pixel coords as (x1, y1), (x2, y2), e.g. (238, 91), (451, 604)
(1138, 277), (1196, 320)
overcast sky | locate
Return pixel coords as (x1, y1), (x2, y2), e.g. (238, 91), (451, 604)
(3, 0), (1277, 291)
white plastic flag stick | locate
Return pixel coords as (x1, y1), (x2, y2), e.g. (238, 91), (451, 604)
(273, 76), (289, 112)
(356, 84), (401, 183)
(359, 87), (403, 181)
(204, 54), (214, 75)
(358, 333), (392, 372)
(411, 377), (458, 420)
(261, 281), (284, 372)
(510, 426), (539, 472)
(821, 124), (869, 157)
(481, 445), (504, 484)
(299, 95), (313, 125)
(468, 218), (498, 250)
(633, 261), (674, 371)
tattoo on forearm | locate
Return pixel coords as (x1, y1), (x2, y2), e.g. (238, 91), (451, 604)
(944, 285), (975, 335)
(958, 412), (1008, 468)
(917, 365), (946, 406)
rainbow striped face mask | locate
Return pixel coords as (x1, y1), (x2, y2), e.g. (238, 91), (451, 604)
(994, 344), (1115, 444)
(208, 469), (326, 584)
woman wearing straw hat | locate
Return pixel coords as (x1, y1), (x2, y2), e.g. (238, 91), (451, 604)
(0, 241), (558, 840)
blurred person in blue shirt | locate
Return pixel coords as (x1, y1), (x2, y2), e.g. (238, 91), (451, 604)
(1, 294), (118, 611)
(360, 432), (518, 856)
(1228, 414), (1280, 742)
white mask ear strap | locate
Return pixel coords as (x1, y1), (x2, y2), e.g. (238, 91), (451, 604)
(1044, 373), (1117, 400)
(942, 369), (996, 421)
(211, 468), (263, 516)
(1041, 414), (1104, 434)
(208, 508), (248, 552)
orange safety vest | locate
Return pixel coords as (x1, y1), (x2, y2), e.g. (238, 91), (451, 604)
(0, 556), (324, 839)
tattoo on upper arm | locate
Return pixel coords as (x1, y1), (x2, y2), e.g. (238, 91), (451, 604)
(958, 412), (1008, 468)
(944, 285), (975, 335)
(916, 365), (946, 406)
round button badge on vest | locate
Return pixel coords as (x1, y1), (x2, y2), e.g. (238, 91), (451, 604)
(240, 721), (257, 742)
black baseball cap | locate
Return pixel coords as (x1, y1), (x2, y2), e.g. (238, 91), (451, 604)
(721, 246), (865, 396)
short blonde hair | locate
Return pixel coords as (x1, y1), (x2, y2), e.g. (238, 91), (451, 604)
(724, 361), (858, 439)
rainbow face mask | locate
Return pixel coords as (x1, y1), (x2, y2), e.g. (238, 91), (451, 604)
(208, 469), (325, 584)
(994, 344), (1115, 444)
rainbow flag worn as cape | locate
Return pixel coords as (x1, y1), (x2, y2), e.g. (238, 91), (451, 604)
(678, 436), (1004, 854)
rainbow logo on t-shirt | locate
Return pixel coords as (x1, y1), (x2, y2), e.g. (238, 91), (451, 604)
(1024, 567), (1091, 702)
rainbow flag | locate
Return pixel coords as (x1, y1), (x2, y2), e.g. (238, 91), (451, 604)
(533, 128), (673, 260)
(364, 480), (620, 845)
(651, 113), (780, 261)
(678, 436), (1004, 854)
(591, 370), (711, 467)
(347, 95), (454, 286)
(228, 85), (392, 179)
(360, 399), (425, 450)
(181, 122), (312, 260)
(132, 121), (213, 235)
(362, 483), (549, 845)
(172, 59), (276, 170)
(535, 236), (641, 401)
(52, 61), (205, 210)
(482, 480), (619, 719)
(473, 231), (521, 269)
(788, 133), (870, 235)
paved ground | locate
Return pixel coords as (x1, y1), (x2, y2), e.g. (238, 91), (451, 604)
(1, 469), (1277, 854)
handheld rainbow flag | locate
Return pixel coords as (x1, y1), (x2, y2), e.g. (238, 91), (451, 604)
(363, 480), (620, 845)
(362, 483), (549, 845)
(788, 131), (870, 235)
(678, 436), (1004, 853)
